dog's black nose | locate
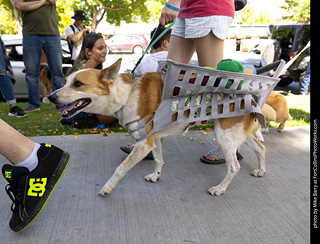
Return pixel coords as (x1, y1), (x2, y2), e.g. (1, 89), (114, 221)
(47, 92), (57, 103)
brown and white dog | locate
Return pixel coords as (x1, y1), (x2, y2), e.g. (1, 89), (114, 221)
(48, 58), (267, 196)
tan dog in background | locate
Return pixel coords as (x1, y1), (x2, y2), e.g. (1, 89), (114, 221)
(263, 91), (292, 133)
(39, 63), (52, 103)
(48, 58), (268, 197)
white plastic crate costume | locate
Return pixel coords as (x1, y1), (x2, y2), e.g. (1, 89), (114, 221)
(125, 59), (283, 142)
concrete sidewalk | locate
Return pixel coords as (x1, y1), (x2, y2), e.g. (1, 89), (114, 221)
(0, 126), (310, 244)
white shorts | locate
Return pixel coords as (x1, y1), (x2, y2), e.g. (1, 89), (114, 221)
(172, 16), (233, 40)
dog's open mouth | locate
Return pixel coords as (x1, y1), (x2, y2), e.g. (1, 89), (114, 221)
(59, 98), (91, 117)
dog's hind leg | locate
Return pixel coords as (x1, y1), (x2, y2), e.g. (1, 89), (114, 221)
(277, 122), (285, 133)
(245, 134), (266, 177)
(99, 135), (156, 196)
(208, 147), (240, 196)
(208, 121), (241, 196)
(145, 137), (164, 183)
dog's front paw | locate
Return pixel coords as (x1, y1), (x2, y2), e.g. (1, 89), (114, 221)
(255, 129), (264, 142)
(208, 186), (226, 196)
(144, 172), (160, 183)
(98, 185), (114, 196)
(252, 169), (265, 177)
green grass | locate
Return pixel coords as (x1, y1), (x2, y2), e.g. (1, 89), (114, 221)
(0, 94), (310, 137)
(0, 102), (126, 137)
(269, 94), (310, 128)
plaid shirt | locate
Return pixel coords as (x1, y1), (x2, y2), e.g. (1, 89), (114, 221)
(0, 36), (16, 84)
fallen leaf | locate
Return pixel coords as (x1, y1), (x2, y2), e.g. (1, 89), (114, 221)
(190, 137), (204, 144)
(74, 133), (78, 138)
(201, 131), (208, 137)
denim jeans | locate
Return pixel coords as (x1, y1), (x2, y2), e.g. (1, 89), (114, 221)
(0, 43), (16, 105)
(300, 61), (310, 95)
(23, 35), (64, 107)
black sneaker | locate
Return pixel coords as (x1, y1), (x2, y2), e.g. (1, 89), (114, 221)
(2, 143), (70, 232)
(8, 106), (27, 118)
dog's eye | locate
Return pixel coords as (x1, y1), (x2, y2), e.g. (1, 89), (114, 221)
(73, 80), (84, 88)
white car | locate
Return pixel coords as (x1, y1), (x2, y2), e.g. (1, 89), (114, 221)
(1, 39), (71, 99)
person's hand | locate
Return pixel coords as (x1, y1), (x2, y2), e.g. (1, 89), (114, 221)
(82, 28), (91, 36)
(160, 6), (179, 26)
(159, 0), (181, 26)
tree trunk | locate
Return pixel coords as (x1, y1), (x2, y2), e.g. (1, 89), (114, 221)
(91, 5), (98, 32)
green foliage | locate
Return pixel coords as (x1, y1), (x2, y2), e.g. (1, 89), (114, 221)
(56, 1), (74, 34)
(281, 0), (310, 23)
(69, 0), (163, 30)
(0, 0), (165, 34)
(0, 0), (18, 34)
(0, 6), (18, 34)
(146, 0), (166, 23)
(240, 6), (272, 24)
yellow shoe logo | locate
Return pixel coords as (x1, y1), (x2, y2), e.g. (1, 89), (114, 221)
(4, 170), (12, 180)
(27, 178), (47, 197)
(45, 144), (52, 148)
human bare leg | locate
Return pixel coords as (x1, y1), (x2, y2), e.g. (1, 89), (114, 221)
(167, 35), (195, 64)
(193, 32), (241, 163)
(0, 119), (35, 165)
(194, 31), (224, 68)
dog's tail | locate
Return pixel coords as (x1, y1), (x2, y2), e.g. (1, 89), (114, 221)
(262, 104), (276, 121)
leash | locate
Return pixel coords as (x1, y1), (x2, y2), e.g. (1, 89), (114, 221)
(131, 21), (175, 76)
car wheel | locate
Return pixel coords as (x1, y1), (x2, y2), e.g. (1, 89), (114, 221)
(133, 46), (143, 55)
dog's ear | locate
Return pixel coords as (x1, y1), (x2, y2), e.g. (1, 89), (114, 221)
(83, 59), (97, 69)
(99, 58), (122, 83)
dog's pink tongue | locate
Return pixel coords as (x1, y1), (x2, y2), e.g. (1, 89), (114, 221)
(59, 101), (78, 115)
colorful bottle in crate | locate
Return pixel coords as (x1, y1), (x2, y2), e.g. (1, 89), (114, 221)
(242, 64), (257, 75)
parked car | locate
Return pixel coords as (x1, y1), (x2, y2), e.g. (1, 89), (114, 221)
(260, 24), (310, 86)
(105, 35), (148, 55)
(1, 39), (71, 100)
